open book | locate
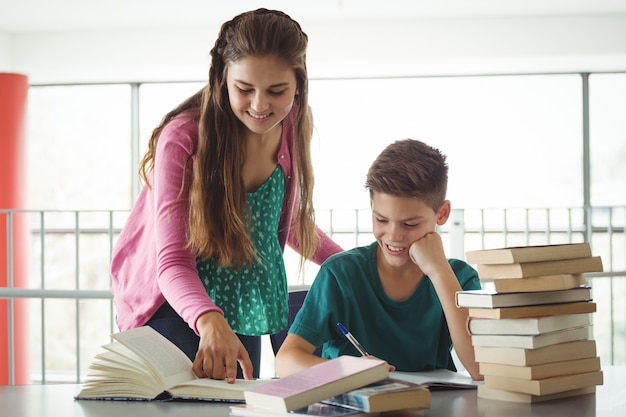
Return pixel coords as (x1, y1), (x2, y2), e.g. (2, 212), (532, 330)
(75, 326), (269, 401)
(389, 368), (482, 390)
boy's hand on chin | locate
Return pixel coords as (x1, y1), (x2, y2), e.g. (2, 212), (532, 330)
(409, 232), (447, 275)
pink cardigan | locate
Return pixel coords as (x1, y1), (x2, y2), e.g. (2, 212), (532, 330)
(111, 107), (342, 334)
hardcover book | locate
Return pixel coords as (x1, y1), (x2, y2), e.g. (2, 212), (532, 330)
(477, 384), (596, 403)
(75, 326), (269, 401)
(483, 370), (603, 396)
(470, 326), (590, 349)
(243, 356), (389, 413)
(478, 356), (601, 380)
(483, 273), (586, 293)
(476, 256), (603, 279)
(467, 313), (592, 335)
(322, 378), (431, 413)
(473, 340), (597, 366)
(468, 301), (596, 319)
(456, 287), (592, 309)
(465, 243), (592, 265)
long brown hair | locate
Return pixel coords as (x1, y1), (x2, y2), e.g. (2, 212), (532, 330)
(139, 9), (317, 269)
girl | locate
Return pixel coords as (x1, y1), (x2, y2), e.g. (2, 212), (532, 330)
(111, 8), (342, 382)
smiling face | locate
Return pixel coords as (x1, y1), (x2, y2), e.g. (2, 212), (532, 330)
(372, 192), (445, 269)
(226, 55), (298, 138)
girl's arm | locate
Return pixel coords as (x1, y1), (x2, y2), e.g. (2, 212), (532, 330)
(152, 117), (253, 381)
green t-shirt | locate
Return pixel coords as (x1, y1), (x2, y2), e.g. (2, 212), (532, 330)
(289, 241), (481, 372)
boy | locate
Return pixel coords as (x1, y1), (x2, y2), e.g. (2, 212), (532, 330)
(275, 139), (483, 380)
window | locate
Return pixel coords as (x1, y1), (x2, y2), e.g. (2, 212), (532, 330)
(589, 73), (626, 207)
(308, 75), (583, 211)
(27, 85), (131, 210)
(15, 73), (626, 382)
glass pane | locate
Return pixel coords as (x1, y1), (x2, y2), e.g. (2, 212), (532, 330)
(27, 85), (131, 210)
(589, 73), (626, 206)
(138, 82), (205, 158)
(309, 74), (583, 211)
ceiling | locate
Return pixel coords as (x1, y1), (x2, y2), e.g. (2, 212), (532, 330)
(2, 0), (626, 33)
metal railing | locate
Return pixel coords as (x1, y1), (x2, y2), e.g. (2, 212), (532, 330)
(1, 206), (624, 384)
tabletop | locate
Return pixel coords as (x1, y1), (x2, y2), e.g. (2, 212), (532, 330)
(1, 366), (624, 417)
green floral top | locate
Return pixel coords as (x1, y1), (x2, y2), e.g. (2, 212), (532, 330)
(197, 166), (288, 336)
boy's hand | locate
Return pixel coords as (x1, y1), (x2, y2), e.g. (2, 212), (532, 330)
(408, 232), (448, 278)
(364, 355), (396, 372)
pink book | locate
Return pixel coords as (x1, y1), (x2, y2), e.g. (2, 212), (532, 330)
(244, 355), (389, 412)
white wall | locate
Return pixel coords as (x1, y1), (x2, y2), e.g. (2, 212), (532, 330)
(0, 32), (11, 71)
(2, 14), (626, 84)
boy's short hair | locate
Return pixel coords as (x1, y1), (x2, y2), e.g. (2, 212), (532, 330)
(365, 139), (448, 212)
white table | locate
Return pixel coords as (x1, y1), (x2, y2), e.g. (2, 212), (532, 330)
(1, 366), (624, 417)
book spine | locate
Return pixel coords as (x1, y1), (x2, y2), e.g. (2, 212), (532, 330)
(325, 394), (369, 412)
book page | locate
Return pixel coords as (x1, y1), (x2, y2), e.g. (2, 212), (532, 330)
(94, 350), (155, 378)
(390, 369), (482, 389)
(102, 342), (154, 372)
(168, 378), (271, 400)
(113, 326), (196, 388)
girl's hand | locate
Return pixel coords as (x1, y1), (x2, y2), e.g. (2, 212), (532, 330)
(192, 312), (254, 382)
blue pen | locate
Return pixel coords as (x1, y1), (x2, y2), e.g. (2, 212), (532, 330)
(337, 322), (369, 357)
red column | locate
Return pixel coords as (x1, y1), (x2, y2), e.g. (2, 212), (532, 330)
(0, 72), (29, 384)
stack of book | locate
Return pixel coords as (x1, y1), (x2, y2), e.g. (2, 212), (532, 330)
(458, 242), (604, 403)
(235, 355), (431, 416)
